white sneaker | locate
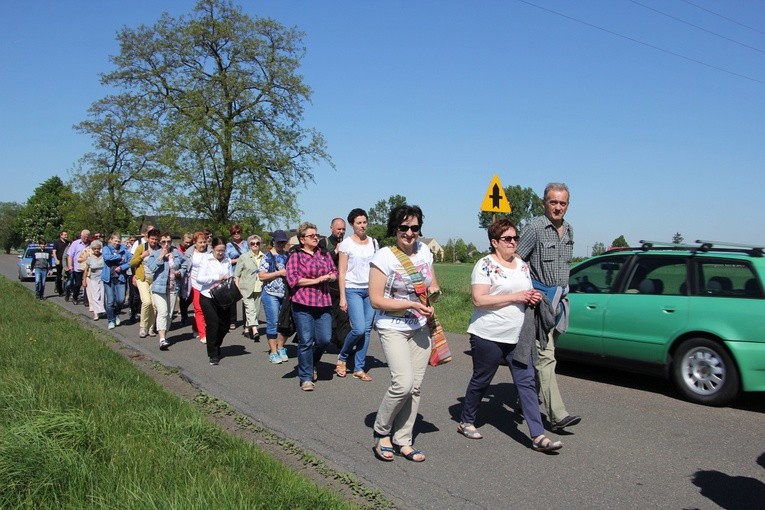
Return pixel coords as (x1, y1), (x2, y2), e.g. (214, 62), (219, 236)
(115, 316), (121, 326)
(199, 337), (207, 344)
(108, 322), (115, 330)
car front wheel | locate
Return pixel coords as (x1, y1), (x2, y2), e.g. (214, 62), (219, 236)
(672, 338), (740, 406)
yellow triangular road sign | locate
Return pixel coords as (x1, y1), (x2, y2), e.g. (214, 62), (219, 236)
(480, 175), (511, 213)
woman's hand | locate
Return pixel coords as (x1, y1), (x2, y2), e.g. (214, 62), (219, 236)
(411, 302), (434, 317)
(339, 297), (347, 312)
(527, 290), (542, 306)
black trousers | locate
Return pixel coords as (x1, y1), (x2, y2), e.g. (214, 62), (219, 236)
(200, 294), (230, 358)
(54, 265), (65, 295)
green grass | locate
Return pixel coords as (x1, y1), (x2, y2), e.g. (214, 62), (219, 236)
(0, 276), (363, 510)
(433, 263), (473, 334)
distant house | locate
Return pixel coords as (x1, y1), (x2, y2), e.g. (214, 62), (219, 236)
(421, 237), (444, 262)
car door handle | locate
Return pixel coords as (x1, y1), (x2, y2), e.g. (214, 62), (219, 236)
(662, 307), (676, 313)
(586, 303), (598, 309)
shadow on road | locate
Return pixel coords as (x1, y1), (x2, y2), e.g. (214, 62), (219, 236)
(691, 452), (765, 510)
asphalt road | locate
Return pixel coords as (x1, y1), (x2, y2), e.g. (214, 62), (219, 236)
(4, 254), (764, 509)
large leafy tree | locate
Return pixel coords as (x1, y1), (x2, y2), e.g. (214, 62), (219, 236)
(72, 94), (162, 234)
(95, 0), (331, 231)
(17, 177), (69, 242)
(477, 185), (543, 231)
(0, 202), (23, 253)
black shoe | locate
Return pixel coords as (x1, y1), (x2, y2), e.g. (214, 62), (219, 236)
(209, 357), (219, 366)
(159, 340), (170, 351)
(551, 415), (581, 432)
(64, 294), (70, 302)
(72, 298), (79, 305)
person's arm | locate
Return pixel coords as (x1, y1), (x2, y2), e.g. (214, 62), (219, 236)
(129, 244), (144, 270)
(338, 251), (349, 311)
(66, 242), (76, 272)
(368, 265), (432, 317)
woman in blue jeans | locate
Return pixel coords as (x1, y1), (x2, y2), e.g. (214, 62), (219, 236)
(258, 230), (290, 364)
(102, 233), (131, 330)
(336, 208), (377, 380)
(285, 222), (337, 391)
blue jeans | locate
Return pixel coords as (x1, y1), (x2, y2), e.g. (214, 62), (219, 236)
(262, 292), (283, 339)
(104, 279), (126, 323)
(34, 268), (48, 298)
(291, 302), (331, 384)
(460, 334), (545, 439)
(339, 287), (374, 371)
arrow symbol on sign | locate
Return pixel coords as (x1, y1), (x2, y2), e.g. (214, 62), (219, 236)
(490, 184), (503, 209)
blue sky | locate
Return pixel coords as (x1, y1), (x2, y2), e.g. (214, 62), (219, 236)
(2, 0), (763, 255)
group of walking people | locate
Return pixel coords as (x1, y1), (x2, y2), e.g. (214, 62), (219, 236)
(32, 182), (580, 461)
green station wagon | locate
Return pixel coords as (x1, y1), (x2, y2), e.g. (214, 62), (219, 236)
(558, 240), (764, 406)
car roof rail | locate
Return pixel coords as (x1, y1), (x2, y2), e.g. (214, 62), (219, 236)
(695, 240), (764, 257)
(638, 240), (699, 252)
(637, 240), (763, 257)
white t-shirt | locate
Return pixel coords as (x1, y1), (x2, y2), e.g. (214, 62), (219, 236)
(466, 254), (532, 344)
(370, 242), (434, 331)
(338, 236), (377, 289)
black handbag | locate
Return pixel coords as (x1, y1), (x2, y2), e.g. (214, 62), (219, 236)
(277, 285), (296, 338)
(210, 277), (242, 308)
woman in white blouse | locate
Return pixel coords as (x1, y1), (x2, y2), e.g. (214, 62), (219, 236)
(197, 237), (232, 366)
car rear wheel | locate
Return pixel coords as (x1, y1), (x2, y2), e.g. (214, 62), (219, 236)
(672, 338), (740, 406)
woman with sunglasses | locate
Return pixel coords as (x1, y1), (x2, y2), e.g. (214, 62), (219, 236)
(187, 231), (210, 344)
(285, 222), (337, 391)
(235, 234), (265, 340)
(146, 233), (188, 350)
(457, 219), (563, 452)
(369, 204), (440, 463)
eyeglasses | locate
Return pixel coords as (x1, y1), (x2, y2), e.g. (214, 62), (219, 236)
(249, 241), (260, 246)
(497, 235), (520, 243)
(302, 234), (319, 239)
(397, 224), (421, 233)
(160, 240), (171, 244)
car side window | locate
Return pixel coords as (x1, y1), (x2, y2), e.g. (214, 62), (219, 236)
(569, 255), (628, 293)
(624, 257), (687, 296)
(696, 260), (763, 298)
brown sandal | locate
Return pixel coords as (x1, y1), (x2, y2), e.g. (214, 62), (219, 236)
(352, 371), (372, 381)
(335, 360), (347, 378)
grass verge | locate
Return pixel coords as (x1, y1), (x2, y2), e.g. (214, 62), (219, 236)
(0, 276), (390, 509)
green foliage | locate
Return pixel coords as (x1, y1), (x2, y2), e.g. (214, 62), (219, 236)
(88, 0), (332, 231)
(368, 194), (407, 226)
(16, 177), (68, 242)
(0, 202), (23, 253)
(592, 241), (606, 256)
(367, 194), (407, 247)
(611, 235), (629, 248)
(478, 184), (543, 231)
(672, 232), (684, 244)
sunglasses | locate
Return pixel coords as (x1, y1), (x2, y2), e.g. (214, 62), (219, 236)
(397, 224), (421, 233)
(497, 235), (520, 243)
(160, 240), (172, 244)
(302, 234), (319, 239)
(249, 241), (260, 246)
